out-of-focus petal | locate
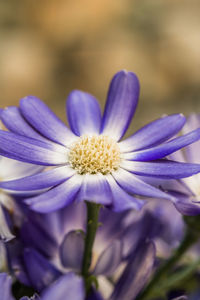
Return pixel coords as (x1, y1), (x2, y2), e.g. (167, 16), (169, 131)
(93, 240), (122, 276)
(121, 160), (200, 179)
(86, 289), (104, 300)
(119, 114), (186, 152)
(23, 248), (61, 292)
(167, 190), (200, 216)
(101, 70), (139, 141)
(67, 90), (101, 136)
(181, 114), (200, 164)
(59, 231), (84, 270)
(0, 166), (75, 191)
(110, 241), (155, 300)
(112, 168), (174, 201)
(0, 205), (15, 242)
(123, 128), (200, 161)
(0, 157), (43, 181)
(21, 219), (58, 258)
(106, 175), (144, 212)
(20, 96), (77, 146)
(0, 273), (15, 300)
(41, 272), (85, 300)
(25, 175), (82, 213)
(0, 130), (68, 166)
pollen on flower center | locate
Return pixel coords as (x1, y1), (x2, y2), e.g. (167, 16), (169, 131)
(68, 135), (121, 175)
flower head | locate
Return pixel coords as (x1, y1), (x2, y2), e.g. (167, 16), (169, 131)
(1, 71), (200, 212)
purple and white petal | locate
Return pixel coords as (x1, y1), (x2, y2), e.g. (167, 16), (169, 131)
(175, 200), (200, 216)
(0, 273), (15, 300)
(25, 175), (83, 213)
(0, 157), (43, 181)
(106, 175), (144, 212)
(121, 160), (200, 179)
(110, 241), (155, 300)
(0, 166), (75, 191)
(59, 230), (85, 270)
(20, 96), (77, 146)
(182, 114), (200, 164)
(119, 114), (186, 152)
(112, 168), (175, 201)
(123, 128), (200, 161)
(101, 70), (140, 141)
(23, 248), (61, 292)
(0, 205), (15, 242)
(93, 240), (122, 276)
(41, 272), (85, 300)
(78, 173), (112, 205)
(0, 130), (68, 166)
(167, 190), (200, 216)
(67, 90), (101, 136)
(0, 106), (46, 141)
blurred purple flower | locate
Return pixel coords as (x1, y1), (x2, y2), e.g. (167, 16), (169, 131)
(6, 202), (156, 300)
(0, 272), (83, 300)
(0, 71), (200, 212)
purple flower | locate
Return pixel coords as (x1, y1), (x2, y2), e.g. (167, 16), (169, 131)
(1, 71), (200, 213)
(0, 272), (84, 300)
(6, 202), (156, 299)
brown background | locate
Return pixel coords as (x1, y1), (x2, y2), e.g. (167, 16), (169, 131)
(0, 0), (200, 136)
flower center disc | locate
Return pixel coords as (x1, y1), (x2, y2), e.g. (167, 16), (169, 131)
(68, 135), (121, 175)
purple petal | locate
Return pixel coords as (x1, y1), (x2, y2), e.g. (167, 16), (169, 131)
(0, 130), (67, 165)
(123, 128), (200, 161)
(93, 240), (122, 276)
(21, 219), (58, 258)
(77, 173), (112, 205)
(182, 114), (200, 164)
(0, 273), (15, 300)
(121, 159), (200, 179)
(23, 248), (61, 292)
(59, 230), (85, 270)
(0, 166), (75, 191)
(86, 289), (104, 300)
(41, 272), (85, 300)
(168, 190), (200, 216)
(0, 106), (46, 141)
(119, 114), (186, 152)
(0, 205), (15, 242)
(0, 157), (43, 181)
(25, 175), (82, 213)
(112, 168), (174, 201)
(20, 295), (40, 300)
(67, 90), (101, 136)
(20, 96), (77, 146)
(175, 201), (200, 216)
(101, 70), (140, 141)
(106, 175), (144, 212)
(110, 241), (155, 300)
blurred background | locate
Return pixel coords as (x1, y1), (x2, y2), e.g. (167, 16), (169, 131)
(0, 0), (200, 133)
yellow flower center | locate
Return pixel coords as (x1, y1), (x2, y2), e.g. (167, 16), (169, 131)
(68, 135), (121, 175)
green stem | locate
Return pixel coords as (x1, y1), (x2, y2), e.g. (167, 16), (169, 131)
(136, 227), (199, 300)
(81, 202), (100, 288)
